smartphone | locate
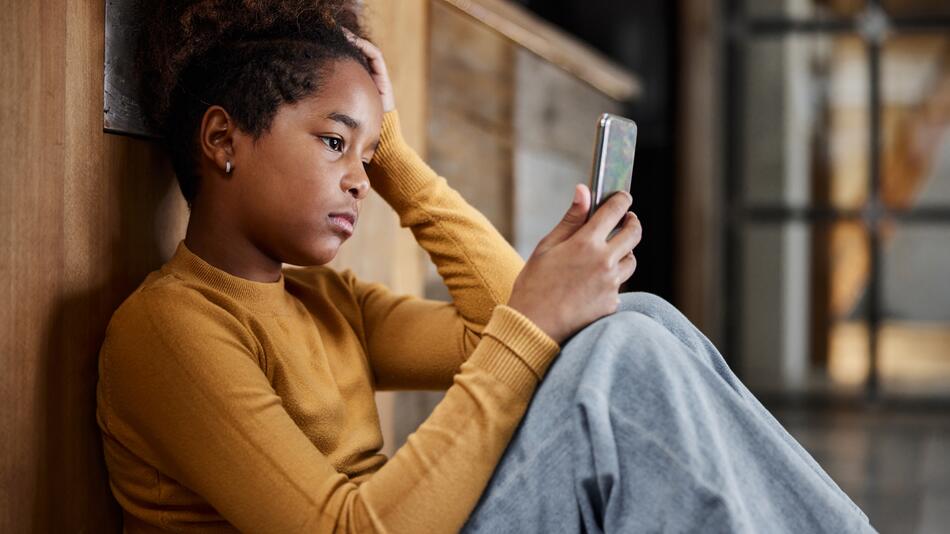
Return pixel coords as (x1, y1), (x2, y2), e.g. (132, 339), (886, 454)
(586, 113), (637, 238)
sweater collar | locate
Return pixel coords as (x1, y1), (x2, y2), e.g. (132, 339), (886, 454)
(165, 240), (291, 312)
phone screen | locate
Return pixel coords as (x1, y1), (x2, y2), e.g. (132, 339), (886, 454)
(587, 114), (637, 231)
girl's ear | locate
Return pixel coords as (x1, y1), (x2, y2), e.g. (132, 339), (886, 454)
(198, 105), (237, 176)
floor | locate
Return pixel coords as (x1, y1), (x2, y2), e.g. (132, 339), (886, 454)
(769, 405), (950, 534)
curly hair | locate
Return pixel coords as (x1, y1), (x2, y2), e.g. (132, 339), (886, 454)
(139, 0), (372, 205)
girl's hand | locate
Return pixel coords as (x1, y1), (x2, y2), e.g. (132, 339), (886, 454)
(343, 28), (396, 112)
(506, 185), (642, 345)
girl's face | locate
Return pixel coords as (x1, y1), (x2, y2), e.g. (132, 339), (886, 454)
(229, 58), (383, 267)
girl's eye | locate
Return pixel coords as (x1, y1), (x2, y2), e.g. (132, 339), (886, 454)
(321, 136), (344, 152)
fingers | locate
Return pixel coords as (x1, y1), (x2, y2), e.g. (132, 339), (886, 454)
(584, 190), (632, 241)
(538, 184), (591, 251)
(606, 211), (642, 265)
(562, 184), (590, 226)
(343, 29), (386, 79)
(341, 28), (368, 51)
(616, 250), (637, 284)
(344, 29), (384, 65)
(342, 28), (395, 112)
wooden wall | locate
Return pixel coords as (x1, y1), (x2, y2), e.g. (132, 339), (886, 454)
(0, 0), (427, 531)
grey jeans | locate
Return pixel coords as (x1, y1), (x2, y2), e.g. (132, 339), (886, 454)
(460, 292), (876, 533)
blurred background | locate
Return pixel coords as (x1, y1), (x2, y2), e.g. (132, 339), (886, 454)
(420, 1), (950, 532)
(2, 0), (947, 531)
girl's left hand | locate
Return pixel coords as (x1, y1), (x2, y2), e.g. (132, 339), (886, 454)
(343, 28), (396, 113)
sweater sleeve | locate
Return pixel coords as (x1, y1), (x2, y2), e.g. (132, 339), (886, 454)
(366, 110), (526, 325)
(343, 272), (481, 390)
(99, 284), (561, 533)
(359, 110), (543, 389)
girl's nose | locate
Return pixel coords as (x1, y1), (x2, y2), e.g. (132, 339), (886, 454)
(342, 165), (370, 200)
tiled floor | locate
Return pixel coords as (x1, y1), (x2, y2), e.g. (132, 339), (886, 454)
(768, 406), (950, 534)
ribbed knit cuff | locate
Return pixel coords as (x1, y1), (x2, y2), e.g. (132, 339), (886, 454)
(367, 110), (436, 210)
(466, 305), (562, 398)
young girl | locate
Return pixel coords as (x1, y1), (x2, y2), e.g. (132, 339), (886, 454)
(96, 1), (876, 532)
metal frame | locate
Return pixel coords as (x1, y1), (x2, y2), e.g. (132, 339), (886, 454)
(721, 0), (950, 404)
(104, 0), (160, 139)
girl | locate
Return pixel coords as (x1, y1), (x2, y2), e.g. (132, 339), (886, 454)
(96, 1), (876, 532)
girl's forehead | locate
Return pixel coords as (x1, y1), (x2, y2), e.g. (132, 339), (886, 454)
(279, 62), (382, 130)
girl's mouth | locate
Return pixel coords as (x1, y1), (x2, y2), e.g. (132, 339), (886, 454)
(328, 214), (354, 236)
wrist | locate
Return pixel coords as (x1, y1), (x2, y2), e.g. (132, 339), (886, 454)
(372, 110), (409, 165)
(505, 300), (565, 345)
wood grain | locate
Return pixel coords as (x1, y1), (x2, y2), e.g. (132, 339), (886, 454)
(438, 0), (641, 102)
(0, 0), (428, 529)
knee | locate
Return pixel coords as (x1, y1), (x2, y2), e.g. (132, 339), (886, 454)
(564, 310), (692, 399)
(573, 308), (679, 371)
(596, 306), (664, 338)
(533, 312), (670, 400)
(618, 292), (699, 338)
(562, 294), (695, 371)
(617, 292), (683, 323)
(612, 293), (734, 387)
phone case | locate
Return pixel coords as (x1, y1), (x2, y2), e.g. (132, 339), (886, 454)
(587, 113), (638, 223)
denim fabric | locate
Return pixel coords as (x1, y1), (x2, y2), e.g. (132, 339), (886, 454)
(460, 292), (876, 534)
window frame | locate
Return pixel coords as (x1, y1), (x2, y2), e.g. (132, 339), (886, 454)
(721, 0), (950, 405)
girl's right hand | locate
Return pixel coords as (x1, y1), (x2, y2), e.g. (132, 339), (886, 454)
(506, 184), (642, 345)
(343, 28), (396, 113)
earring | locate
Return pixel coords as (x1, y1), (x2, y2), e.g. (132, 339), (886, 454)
(225, 160), (232, 174)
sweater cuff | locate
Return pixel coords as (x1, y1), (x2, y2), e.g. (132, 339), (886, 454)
(367, 109), (434, 208)
(466, 305), (562, 398)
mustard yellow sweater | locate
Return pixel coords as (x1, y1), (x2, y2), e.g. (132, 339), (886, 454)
(96, 110), (562, 533)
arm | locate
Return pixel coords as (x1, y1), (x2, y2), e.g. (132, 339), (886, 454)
(367, 109), (525, 326)
(342, 272), (482, 390)
(99, 287), (559, 533)
(355, 110), (533, 388)
(347, 27), (642, 348)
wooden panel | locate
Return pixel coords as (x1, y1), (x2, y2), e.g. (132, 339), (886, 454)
(437, 0), (640, 102)
(676, 0), (724, 345)
(2, 0), (189, 531)
(1, 0), (428, 529)
(1, 1), (69, 530)
(428, 0), (515, 243)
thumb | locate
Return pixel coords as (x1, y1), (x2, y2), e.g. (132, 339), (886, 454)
(539, 184), (590, 249)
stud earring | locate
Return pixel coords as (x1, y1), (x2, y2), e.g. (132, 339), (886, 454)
(226, 160), (232, 174)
